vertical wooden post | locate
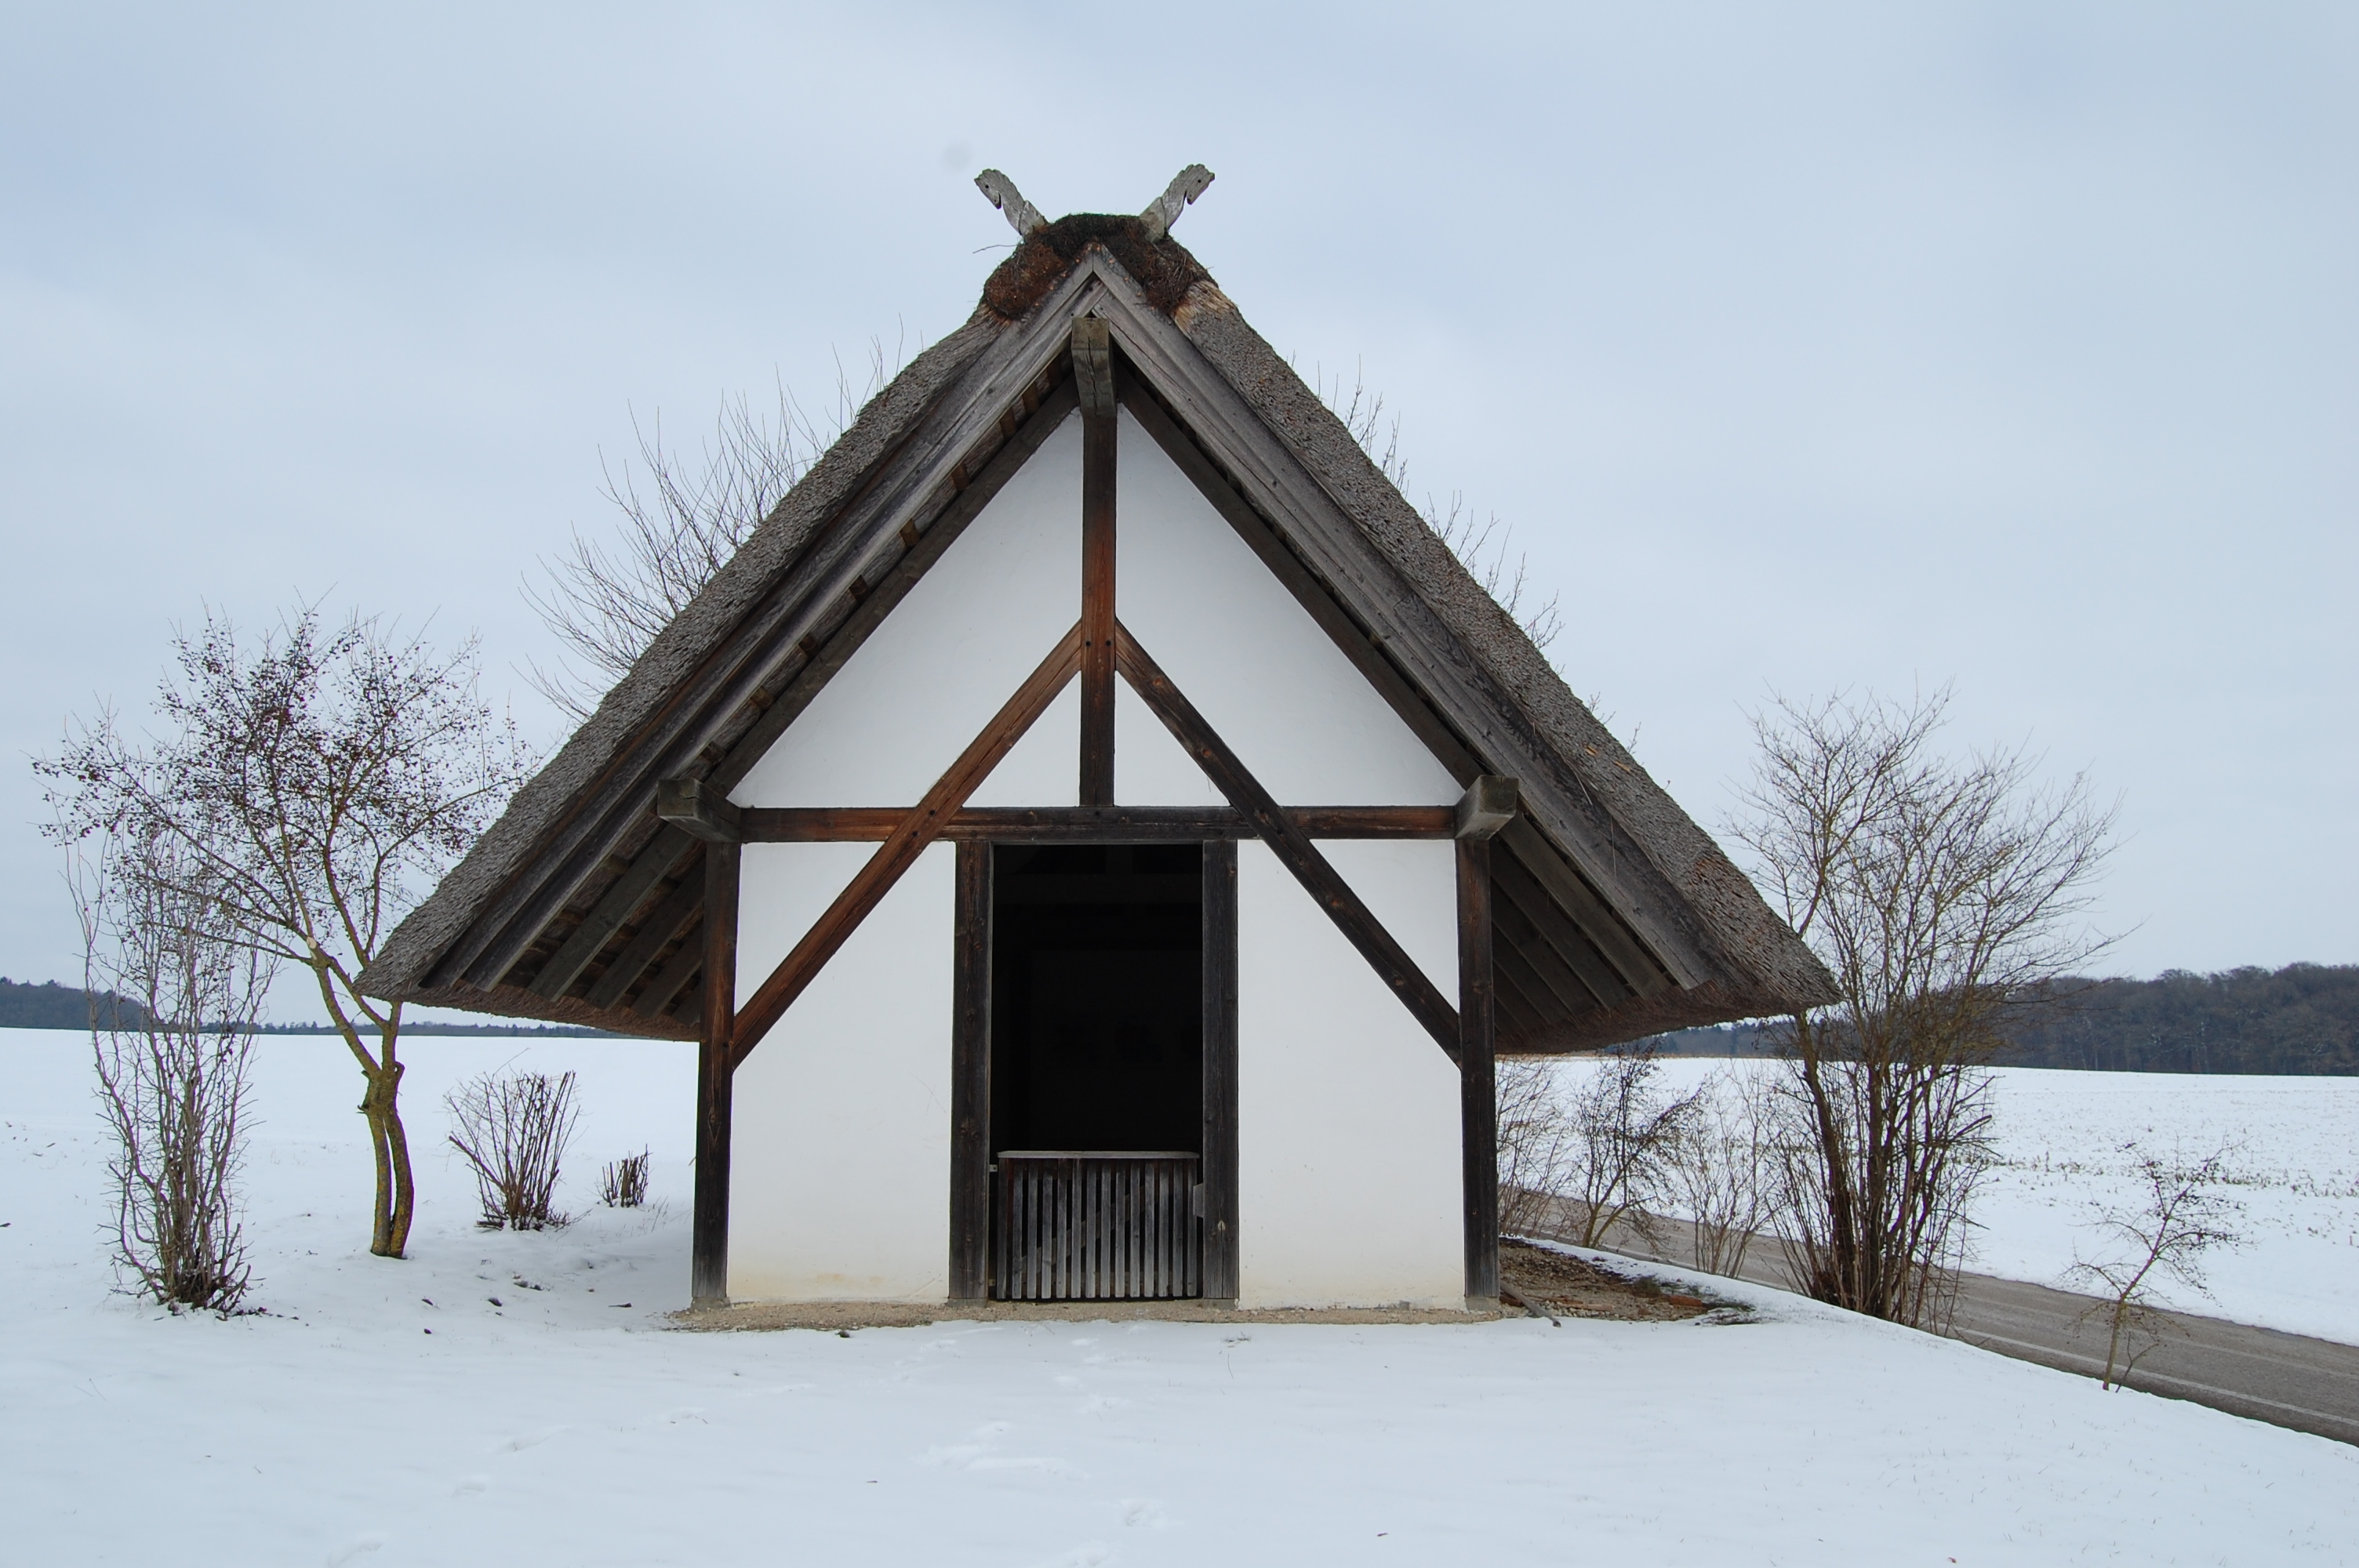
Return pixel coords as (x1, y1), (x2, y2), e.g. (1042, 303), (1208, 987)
(1076, 319), (1117, 806)
(692, 840), (741, 1308)
(949, 839), (994, 1299)
(1458, 835), (1499, 1305)
(1200, 839), (1241, 1301)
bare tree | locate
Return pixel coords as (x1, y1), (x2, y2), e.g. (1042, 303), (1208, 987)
(525, 345), (903, 724)
(71, 822), (271, 1312)
(445, 1069), (580, 1230)
(41, 607), (532, 1259)
(2066, 1143), (2244, 1388)
(1732, 688), (2117, 1327)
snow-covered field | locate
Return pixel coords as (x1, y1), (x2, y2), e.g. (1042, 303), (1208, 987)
(5, 1027), (2358, 1565)
(1639, 1058), (2359, 1345)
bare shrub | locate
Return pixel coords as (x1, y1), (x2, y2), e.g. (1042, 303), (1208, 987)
(600, 1149), (650, 1209)
(42, 607), (532, 1259)
(1496, 1044), (1705, 1250)
(1496, 1057), (1579, 1238)
(1732, 688), (2116, 1327)
(1665, 1067), (1773, 1277)
(2066, 1143), (2244, 1388)
(445, 1071), (580, 1230)
(71, 825), (270, 1312)
(1567, 1040), (1704, 1247)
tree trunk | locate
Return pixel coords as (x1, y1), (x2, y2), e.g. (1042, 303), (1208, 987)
(360, 1060), (412, 1258)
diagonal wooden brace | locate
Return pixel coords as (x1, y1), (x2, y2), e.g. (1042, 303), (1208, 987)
(1114, 621), (1462, 1062)
(727, 622), (1085, 1068)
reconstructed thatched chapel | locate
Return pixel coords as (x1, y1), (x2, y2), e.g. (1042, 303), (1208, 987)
(360, 169), (1832, 1312)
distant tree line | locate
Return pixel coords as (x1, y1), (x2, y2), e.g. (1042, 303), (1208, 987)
(1650, 962), (2359, 1076)
(0, 976), (151, 1031)
(0, 977), (608, 1039)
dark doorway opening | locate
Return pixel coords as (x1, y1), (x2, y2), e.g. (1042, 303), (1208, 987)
(988, 842), (1203, 1156)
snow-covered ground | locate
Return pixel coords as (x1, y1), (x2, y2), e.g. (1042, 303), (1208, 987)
(1637, 1058), (2359, 1345)
(5, 1028), (2358, 1563)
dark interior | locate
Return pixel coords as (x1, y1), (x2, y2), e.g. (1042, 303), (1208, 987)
(989, 842), (1202, 1156)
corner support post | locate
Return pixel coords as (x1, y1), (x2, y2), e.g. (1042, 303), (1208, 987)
(1458, 833), (1499, 1307)
(1201, 837), (1241, 1301)
(691, 840), (740, 1308)
(949, 840), (993, 1300)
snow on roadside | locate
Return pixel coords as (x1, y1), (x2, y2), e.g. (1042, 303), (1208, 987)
(1624, 1058), (2359, 1346)
(5, 1028), (2357, 1564)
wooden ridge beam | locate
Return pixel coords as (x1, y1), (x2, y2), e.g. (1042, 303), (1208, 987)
(732, 804), (1458, 842)
(1114, 620), (1462, 1062)
(728, 622), (1085, 1068)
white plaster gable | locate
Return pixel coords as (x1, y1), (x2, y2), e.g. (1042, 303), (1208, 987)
(729, 411), (1084, 809)
(1112, 409), (1459, 808)
(966, 684), (1080, 808)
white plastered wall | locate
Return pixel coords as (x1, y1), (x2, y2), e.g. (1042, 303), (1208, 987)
(713, 403), (1470, 1307)
(722, 413), (1081, 1301)
(1117, 410), (1467, 1308)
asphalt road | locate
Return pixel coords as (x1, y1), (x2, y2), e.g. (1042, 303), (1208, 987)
(1585, 1218), (2359, 1447)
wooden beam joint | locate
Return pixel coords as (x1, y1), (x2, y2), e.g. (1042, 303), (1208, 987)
(1455, 775), (1518, 840)
(658, 777), (743, 844)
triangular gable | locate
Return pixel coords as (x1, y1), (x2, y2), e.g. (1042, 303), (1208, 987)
(359, 222), (1834, 1053)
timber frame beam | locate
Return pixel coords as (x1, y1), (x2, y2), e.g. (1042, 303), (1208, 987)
(735, 804), (1458, 842)
(1115, 620), (1463, 1062)
(727, 622), (1085, 1068)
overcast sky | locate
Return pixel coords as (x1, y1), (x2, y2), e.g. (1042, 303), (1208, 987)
(4, 2), (2352, 1007)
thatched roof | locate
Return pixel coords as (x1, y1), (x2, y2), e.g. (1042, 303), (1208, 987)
(358, 213), (1834, 1049)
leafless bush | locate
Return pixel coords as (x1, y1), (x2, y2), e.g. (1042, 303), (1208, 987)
(1499, 1041), (1703, 1249)
(600, 1149), (650, 1209)
(1496, 1057), (1580, 1238)
(445, 1071), (580, 1230)
(71, 825), (270, 1312)
(1563, 1040), (1704, 1247)
(1732, 688), (2116, 1327)
(2066, 1143), (2244, 1388)
(42, 607), (532, 1260)
(1664, 1067), (1773, 1276)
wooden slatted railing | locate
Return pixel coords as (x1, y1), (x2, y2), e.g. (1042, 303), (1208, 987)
(994, 1152), (1200, 1301)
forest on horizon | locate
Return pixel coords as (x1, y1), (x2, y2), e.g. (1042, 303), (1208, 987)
(11, 964), (2357, 1073)
(1646, 961), (2359, 1076)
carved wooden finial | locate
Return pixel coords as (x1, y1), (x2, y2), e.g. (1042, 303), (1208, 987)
(1140, 165), (1214, 242)
(974, 169), (1048, 237)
